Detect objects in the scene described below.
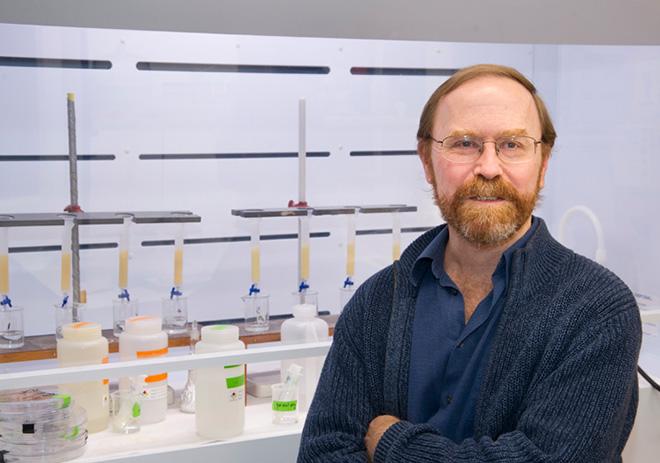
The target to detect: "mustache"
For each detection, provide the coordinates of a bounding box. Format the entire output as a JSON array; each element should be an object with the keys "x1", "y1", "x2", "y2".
[{"x1": 453, "y1": 177, "x2": 519, "y2": 201}]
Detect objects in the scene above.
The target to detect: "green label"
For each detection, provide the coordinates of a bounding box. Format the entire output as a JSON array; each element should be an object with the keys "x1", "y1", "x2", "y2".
[
  {"x1": 226, "y1": 374, "x2": 245, "y2": 389},
  {"x1": 211, "y1": 325, "x2": 229, "y2": 330},
  {"x1": 272, "y1": 400, "x2": 297, "y2": 412},
  {"x1": 62, "y1": 425, "x2": 79, "y2": 440},
  {"x1": 53, "y1": 394, "x2": 71, "y2": 409},
  {"x1": 132, "y1": 402, "x2": 141, "y2": 418},
  {"x1": 224, "y1": 364, "x2": 240, "y2": 369}
]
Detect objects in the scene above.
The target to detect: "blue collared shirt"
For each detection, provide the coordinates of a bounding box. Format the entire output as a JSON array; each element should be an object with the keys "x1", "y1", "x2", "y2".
[{"x1": 407, "y1": 218, "x2": 538, "y2": 442}]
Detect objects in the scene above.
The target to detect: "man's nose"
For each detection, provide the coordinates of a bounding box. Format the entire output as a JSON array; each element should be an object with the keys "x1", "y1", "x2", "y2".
[{"x1": 472, "y1": 141, "x2": 503, "y2": 179}]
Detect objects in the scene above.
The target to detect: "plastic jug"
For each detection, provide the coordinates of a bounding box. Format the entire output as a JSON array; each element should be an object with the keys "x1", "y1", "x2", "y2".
[
  {"x1": 195, "y1": 324, "x2": 246, "y2": 439},
  {"x1": 57, "y1": 321, "x2": 110, "y2": 433},
  {"x1": 119, "y1": 315, "x2": 168, "y2": 425}
]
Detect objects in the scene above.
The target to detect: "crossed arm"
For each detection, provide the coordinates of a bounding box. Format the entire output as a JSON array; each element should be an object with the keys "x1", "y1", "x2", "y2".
[{"x1": 298, "y1": 306, "x2": 640, "y2": 463}]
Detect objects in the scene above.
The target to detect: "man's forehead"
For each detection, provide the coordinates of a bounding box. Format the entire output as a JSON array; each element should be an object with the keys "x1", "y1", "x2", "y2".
[{"x1": 434, "y1": 76, "x2": 540, "y2": 130}]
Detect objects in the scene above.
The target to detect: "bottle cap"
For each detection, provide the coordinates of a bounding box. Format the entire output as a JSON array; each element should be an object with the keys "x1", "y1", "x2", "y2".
[
  {"x1": 200, "y1": 324, "x2": 239, "y2": 345},
  {"x1": 125, "y1": 315, "x2": 162, "y2": 335},
  {"x1": 62, "y1": 321, "x2": 102, "y2": 341}
]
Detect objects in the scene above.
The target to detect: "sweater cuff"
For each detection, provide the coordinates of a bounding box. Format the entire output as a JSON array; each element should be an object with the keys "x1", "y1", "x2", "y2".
[
  {"x1": 373, "y1": 420, "x2": 408, "y2": 462},
  {"x1": 373, "y1": 420, "x2": 440, "y2": 462}
]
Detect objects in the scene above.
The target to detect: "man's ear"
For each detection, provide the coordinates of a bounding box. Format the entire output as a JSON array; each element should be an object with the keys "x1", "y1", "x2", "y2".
[{"x1": 418, "y1": 140, "x2": 434, "y2": 184}]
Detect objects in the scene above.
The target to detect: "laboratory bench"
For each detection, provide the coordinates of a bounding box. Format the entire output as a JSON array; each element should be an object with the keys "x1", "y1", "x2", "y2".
[{"x1": 0, "y1": 314, "x2": 338, "y2": 363}]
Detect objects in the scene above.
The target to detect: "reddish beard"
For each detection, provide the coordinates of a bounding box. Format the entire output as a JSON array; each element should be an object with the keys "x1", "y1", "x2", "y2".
[{"x1": 434, "y1": 175, "x2": 542, "y2": 247}]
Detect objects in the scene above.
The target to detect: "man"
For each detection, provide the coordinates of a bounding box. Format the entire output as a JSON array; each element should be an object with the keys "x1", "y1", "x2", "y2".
[{"x1": 298, "y1": 64, "x2": 641, "y2": 462}]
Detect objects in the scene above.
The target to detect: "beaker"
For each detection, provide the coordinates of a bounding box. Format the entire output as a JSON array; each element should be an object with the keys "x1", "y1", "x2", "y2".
[
  {"x1": 0, "y1": 305, "x2": 23, "y2": 349},
  {"x1": 113, "y1": 299, "x2": 138, "y2": 336},
  {"x1": 242, "y1": 294, "x2": 270, "y2": 332},
  {"x1": 271, "y1": 382, "x2": 298, "y2": 425},
  {"x1": 162, "y1": 296, "x2": 188, "y2": 334},
  {"x1": 291, "y1": 290, "x2": 319, "y2": 315},
  {"x1": 339, "y1": 286, "x2": 356, "y2": 313},
  {"x1": 110, "y1": 389, "x2": 141, "y2": 434}
]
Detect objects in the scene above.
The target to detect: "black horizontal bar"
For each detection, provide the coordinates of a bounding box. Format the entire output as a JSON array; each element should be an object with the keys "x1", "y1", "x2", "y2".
[
  {"x1": 350, "y1": 150, "x2": 417, "y2": 157},
  {"x1": 141, "y1": 232, "x2": 331, "y2": 247},
  {"x1": 0, "y1": 56, "x2": 111, "y2": 70},
  {"x1": 139, "y1": 152, "x2": 330, "y2": 160},
  {"x1": 0, "y1": 155, "x2": 115, "y2": 162},
  {"x1": 356, "y1": 226, "x2": 433, "y2": 236},
  {"x1": 9, "y1": 243, "x2": 117, "y2": 254},
  {"x1": 137, "y1": 62, "x2": 330, "y2": 75},
  {"x1": 350, "y1": 67, "x2": 457, "y2": 76}
]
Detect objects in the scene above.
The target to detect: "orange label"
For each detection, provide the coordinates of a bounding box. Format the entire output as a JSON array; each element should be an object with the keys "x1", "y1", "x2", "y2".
[
  {"x1": 102, "y1": 357, "x2": 109, "y2": 385},
  {"x1": 136, "y1": 347, "x2": 168, "y2": 359},
  {"x1": 130, "y1": 315, "x2": 155, "y2": 322},
  {"x1": 71, "y1": 322, "x2": 93, "y2": 329},
  {"x1": 145, "y1": 373, "x2": 168, "y2": 383}
]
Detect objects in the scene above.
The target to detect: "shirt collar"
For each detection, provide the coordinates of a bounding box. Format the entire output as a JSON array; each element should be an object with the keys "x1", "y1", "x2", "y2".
[{"x1": 411, "y1": 216, "x2": 539, "y2": 288}]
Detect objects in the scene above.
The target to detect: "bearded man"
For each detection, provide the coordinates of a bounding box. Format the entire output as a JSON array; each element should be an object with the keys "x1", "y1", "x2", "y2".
[{"x1": 297, "y1": 64, "x2": 641, "y2": 463}]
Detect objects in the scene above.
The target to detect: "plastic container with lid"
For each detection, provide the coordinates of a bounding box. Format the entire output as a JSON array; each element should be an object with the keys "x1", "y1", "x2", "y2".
[
  {"x1": 56, "y1": 322, "x2": 109, "y2": 433},
  {"x1": 280, "y1": 303, "x2": 329, "y2": 412},
  {"x1": 119, "y1": 315, "x2": 168, "y2": 425},
  {"x1": 194, "y1": 324, "x2": 245, "y2": 439}
]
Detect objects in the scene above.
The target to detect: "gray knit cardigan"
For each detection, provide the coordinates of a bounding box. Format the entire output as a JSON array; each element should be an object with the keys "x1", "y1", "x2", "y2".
[{"x1": 298, "y1": 218, "x2": 641, "y2": 462}]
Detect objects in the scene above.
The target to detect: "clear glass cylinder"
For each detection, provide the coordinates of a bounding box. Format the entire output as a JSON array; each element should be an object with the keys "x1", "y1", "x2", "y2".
[
  {"x1": 0, "y1": 305, "x2": 23, "y2": 349},
  {"x1": 271, "y1": 382, "x2": 298, "y2": 425},
  {"x1": 291, "y1": 290, "x2": 319, "y2": 314},
  {"x1": 110, "y1": 389, "x2": 141, "y2": 434},
  {"x1": 162, "y1": 296, "x2": 188, "y2": 334},
  {"x1": 242, "y1": 294, "x2": 270, "y2": 332},
  {"x1": 113, "y1": 299, "x2": 138, "y2": 336}
]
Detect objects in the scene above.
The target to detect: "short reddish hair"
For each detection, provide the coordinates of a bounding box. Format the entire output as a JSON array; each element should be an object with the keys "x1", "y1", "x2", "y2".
[{"x1": 417, "y1": 64, "x2": 557, "y2": 161}]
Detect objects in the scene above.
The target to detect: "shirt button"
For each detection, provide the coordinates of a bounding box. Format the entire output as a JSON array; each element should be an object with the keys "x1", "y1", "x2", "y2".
[
  {"x1": 448, "y1": 288, "x2": 458, "y2": 296},
  {"x1": 457, "y1": 342, "x2": 464, "y2": 348},
  {"x1": 446, "y1": 395, "x2": 453, "y2": 405}
]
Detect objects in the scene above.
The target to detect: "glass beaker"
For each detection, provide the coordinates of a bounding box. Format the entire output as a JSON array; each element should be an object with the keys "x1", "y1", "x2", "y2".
[
  {"x1": 55, "y1": 302, "x2": 88, "y2": 339},
  {"x1": 54, "y1": 303, "x2": 73, "y2": 339},
  {"x1": 0, "y1": 305, "x2": 23, "y2": 349},
  {"x1": 271, "y1": 382, "x2": 299, "y2": 425},
  {"x1": 113, "y1": 298, "x2": 138, "y2": 336},
  {"x1": 162, "y1": 296, "x2": 188, "y2": 334},
  {"x1": 339, "y1": 287, "x2": 356, "y2": 313},
  {"x1": 242, "y1": 293, "x2": 270, "y2": 332},
  {"x1": 291, "y1": 290, "x2": 319, "y2": 315},
  {"x1": 110, "y1": 389, "x2": 141, "y2": 434}
]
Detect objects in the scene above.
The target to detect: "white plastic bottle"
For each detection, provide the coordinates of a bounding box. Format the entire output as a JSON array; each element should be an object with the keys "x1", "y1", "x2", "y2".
[
  {"x1": 56, "y1": 321, "x2": 110, "y2": 433},
  {"x1": 280, "y1": 304, "x2": 329, "y2": 412},
  {"x1": 119, "y1": 315, "x2": 168, "y2": 425},
  {"x1": 195, "y1": 324, "x2": 246, "y2": 439}
]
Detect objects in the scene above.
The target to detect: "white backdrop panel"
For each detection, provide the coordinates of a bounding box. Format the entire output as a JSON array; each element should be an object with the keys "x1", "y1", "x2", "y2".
[{"x1": 1, "y1": 23, "x2": 536, "y2": 335}]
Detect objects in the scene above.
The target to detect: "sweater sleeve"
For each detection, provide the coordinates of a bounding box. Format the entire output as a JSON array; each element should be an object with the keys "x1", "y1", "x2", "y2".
[
  {"x1": 297, "y1": 278, "x2": 381, "y2": 463},
  {"x1": 373, "y1": 307, "x2": 641, "y2": 463}
]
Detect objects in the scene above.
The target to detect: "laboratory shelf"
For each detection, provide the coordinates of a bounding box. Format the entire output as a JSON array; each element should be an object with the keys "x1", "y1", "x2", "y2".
[
  {"x1": 0, "y1": 342, "x2": 329, "y2": 462},
  {"x1": 0, "y1": 314, "x2": 338, "y2": 363},
  {"x1": 231, "y1": 203, "x2": 417, "y2": 218},
  {"x1": 0, "y1": 211, "x2": 201, "y2": 227},
  {"x1": 0, "y1": 340, "x2": 333, "y2": 391},
  {"x1": 79, "y1": 400, "x2": 305, "y2": 462}
]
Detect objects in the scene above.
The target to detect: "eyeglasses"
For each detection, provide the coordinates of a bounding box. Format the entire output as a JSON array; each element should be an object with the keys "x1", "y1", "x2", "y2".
[{"x1": 428, "y1": 134, "x2": 543, "y2": 164}]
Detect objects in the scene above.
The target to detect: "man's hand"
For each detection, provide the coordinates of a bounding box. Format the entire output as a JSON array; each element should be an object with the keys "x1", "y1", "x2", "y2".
[{"x1": 365, "y1": 415, "x2": 400, "y2": 462}]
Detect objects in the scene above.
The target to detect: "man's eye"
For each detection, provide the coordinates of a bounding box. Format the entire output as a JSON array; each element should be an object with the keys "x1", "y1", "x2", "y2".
[
  {"x1": 452, "y1": 139, "x2": 477, "y2": 150},
  {"x1": 501, "y1": 140, "x2": 521, "y2": 150}
]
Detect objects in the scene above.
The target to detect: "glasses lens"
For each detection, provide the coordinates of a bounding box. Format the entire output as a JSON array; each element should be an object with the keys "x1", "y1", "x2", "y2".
[
  {"x1": 496, "y1": 136, "x2": 536, "y2": 163},
  {"x1": 438, "y1": 136, "x2": 481, "y2": 163}
]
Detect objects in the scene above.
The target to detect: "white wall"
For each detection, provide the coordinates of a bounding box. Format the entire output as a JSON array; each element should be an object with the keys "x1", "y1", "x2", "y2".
[
  {"x1": 2, "y1": 24, "x2": 659, "y2": 336},
  {"x1": 0, "y1": 24, "x2": 536, "y2": 335}
]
